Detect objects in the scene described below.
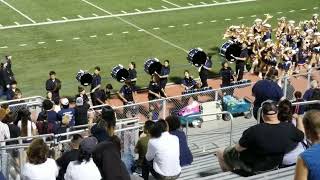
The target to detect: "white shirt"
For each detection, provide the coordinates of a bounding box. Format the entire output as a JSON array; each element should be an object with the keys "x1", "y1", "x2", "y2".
[
  {"x1": 18, "y1": 120, "x2": 36, "y2": 139},
  {"x1": 21, "y1": 158, "x2": 58, "y2": 180},
  {"x1": 146, "y1": 132, "x2": 181, "y2": 176},
  {"x1": 64, "y1": 158, "x2": 102, "y2": 180},
  {"x1": 0, "y1": 121, "x2": 10, "y2": 146}
]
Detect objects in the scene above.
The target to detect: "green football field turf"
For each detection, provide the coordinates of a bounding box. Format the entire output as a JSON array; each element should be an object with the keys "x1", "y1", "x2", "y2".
[{"x1": 0, "y1": 0, "x2": 319, "y2": 97}]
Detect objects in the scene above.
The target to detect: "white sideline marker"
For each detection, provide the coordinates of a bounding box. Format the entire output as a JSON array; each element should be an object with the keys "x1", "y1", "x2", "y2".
[
  {"x1": 47, "y1": 18, "x2": 52, "y2": 22},
  {"x1": 161, "y1": 0, "x2": 181, "y2": 7},
  {"x1": 300, "y1": 8, "x2": 307, "y2": 11},
  {"x1": 225, "y1": 18, "x2": 231, "y2": 21},
  {"x1": 56, "y1": 39, "x2": 63, "y2": 42},
  {"x1": 92, "y1": 13, "x2": 98, "y2": 17},
  {"x1": 78, "y1": 15, "x2": 84, "y2": 18},
  {"x1": 90, "y1": 35, "x2": 97, "y2": 37},
  {"x1": 250, "y1": 15, "x2": 256, "y2": 17},
  {"x1": 1, "y1": 0, "x2": 36, "y2": 23},
  {"x1": 14, "y1": 22, "x2": 20, "y2": 25},
  {"x1": 138, "y1": 29, "x2": 145, "y2": 32},
  {"x1": 197, "y1": 21, "x2": 203, "y2": 24},
  {"x1": 153, "y1": 27, "x2": 160, "y2": 30},
  {"x1": 200, "y1": 2, "x2": 207, "y2": 5},
  {"x1": 277, "y1": 11, "x2": 283, "y2": 14},
  {"x1": 38, "y1": 42, "x2": 46, "y2": 44},
  {"x1": 210, "y1": 20, "x2": 217, "y2": 22},
  {"x1": 161, "y1": 6, "x2": 168, "y2": 9},
  {"x1": 0, "y1": 24, "x2": 2, "y2": 27},
  {"x1": 183, "y1": 23, "x2": 189, "y2": 26},
  {"x1": 314, "y1": 7, "x2": 319, "y2": 10},
  {"x1": 213, "y1": 1, "x2": 218, "y2": 3},
  {"x1": 289, "y1": 10, "x2": 295, "y2": 12},
  {"x1": 0, "y1": 46, "x2": 8, "y2": 49},
  {"x1": 148, "y1": 7, "x2": 155, "y2": 11},
  {"x1": 106, "y1": 33, "x2": 113, "y2": 36},
  {"x1": 19, "y1": 44, "x2": 27, "y2": 47},
  {"x1": 73, "y1": 37, "x2": 80, "y2": 40},
  {"x1": 188, "y1": 3, "x2": 194, "y2": 6},
  {"x1": 237, "y1": 16, "x2": 244, "y2": 19},
  {"x1": 122, "y1": 31, "x2": 129, "y2": 34},
  {"x1": 168, "y1": 25, "x2": 175, "y2": 28},
  {"x1": 121, "y1": 10, "x2": 127, "y2": 14},
  {"x1": 135, "y1": 9, "x2": 141, "y2": 12},
  {"x1": 62, "y1": 17, "x2": 68, "y2": 20}
]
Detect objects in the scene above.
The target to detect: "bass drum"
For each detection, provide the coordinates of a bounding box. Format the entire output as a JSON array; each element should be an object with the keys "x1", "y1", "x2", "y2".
[
  {"x1": 187, "y1": 48, "x2": 207, "y2": 67},
  {"x1": 111, "y1": 65, "x2": 129, "y2": 82},
  {"x1": 76, "y1": 70, "x2": 93, "y2": 86},
  {"x1": 144, "y1": 58, "x2": 162, "y2": 75},
  {"x1": 219, "y1": 40, "x2": 241, "y2": 61}
]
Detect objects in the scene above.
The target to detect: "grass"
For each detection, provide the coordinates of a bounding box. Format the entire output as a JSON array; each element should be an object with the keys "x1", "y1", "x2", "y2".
[{"x1": 0, "y1": 0, "x2": 319, "y2": 97}]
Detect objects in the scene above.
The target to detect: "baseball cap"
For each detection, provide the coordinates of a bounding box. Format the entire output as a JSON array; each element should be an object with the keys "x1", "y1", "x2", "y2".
[
  {"x1": 76, "y1": 97, "x2": 84, "y2": 106},
  {"x1": 80, "y1": 137, "x2": 98, "y2": 153},
  {"x1": 61, "y1": 98, "x2": 69, "y2": 106},
  {"x1": 262, "y1": 101, "x2": 278, "y2": 115}
]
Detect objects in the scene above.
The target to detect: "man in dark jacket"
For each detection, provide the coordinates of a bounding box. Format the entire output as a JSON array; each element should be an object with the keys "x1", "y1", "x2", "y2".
[
  {"x1": 74, "y1": 97, "x2": 90, "y2": 126},
  {"x1": 92, "y1": 106, "x2": 130, "y2": 180},
  {"x1": 45, "y1": 71, "x2": 61, "y2": 104}
]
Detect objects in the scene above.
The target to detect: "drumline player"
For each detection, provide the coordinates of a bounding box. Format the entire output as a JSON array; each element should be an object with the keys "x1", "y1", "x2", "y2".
[
  {"x1": 128, "y1": 62, "x2": 137, "y2": 86},
  {"x1": 118, "y1": 80, "x2": 137, "y2": 117},
  {"x1": 157, "y1": 60, "x2": 170, "y2": 93},
  {"x1": 148, "y1": 74, "x2": 167, "y2": 121},
  {"x1": 91, "y1": 66, "x2": 102, "y2": 106},
  {"x1": 231, "y1": 42, "x2": 249, "y2": 81},
  {"x1": 199, "y1": 56, "x2": 212, "y2": 88}
]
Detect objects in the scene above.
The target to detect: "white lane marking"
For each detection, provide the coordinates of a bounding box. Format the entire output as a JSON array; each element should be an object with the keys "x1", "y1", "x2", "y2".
[
  {"x1": 237, "y1": 16, "x2": 244, "y2": 19},
  {"x1": 135, "y1": 9, "x2": 141, "y2": 12},
  {"x1": 148, "y1": 7, "x2": 155, "y2": 11},
  {"x1": 213, "y1": 0, "x2": 218, "y2": 3},
  {"x1": 78, "y1": 15, "x2": 84, "y2": 18},
  {"x1": 90, "y1": 35, "x2": 97, "y2": 37},
  {"x1": 153, "y1": 27, "x2": 160, "y2": 30},
  {"x1": 161, "y1": 6, "x2": 168, "y2": 9},
  {"x1": 210, "y1": 20, "x2": 217, "y2": 22},
  {"x1": 122, "y1": 31, "x2": 129, "y2": 34},
  {"x1": 0, "y1": 46, "x2": 8, "y2": 49},
  {"x1": 0, "y1": 0, "x2": 36, "y2": 23},
  {"x1": 138, "y1": 29, "x2": 145, "y2": 32},
  {"x1": 47, "y1": 18, "x2": 52, "y2": 22},
  {"x1": 106, "y1": 33, "x2": 113, "y2": 35},
  {"x1": 183, "y1": 23, "x2": 189, "y2": 26},
  {"x1": 92, "y1": 13, "x2": 98, "y2": 17},
  {"x1": 188, "y1": 3, "x2": 194, "y2": 6},
  {"x1": 80, "y1": 0, "x2": 188, "y2": 52},
  {"x1": 277, "y1": 11, "x2": 283, "y2": 14},
  {"x1": 300, "y1": 8, "x2": 307, "y2": 11},
  {"x1": 56, "y1": 39, "x2": 63, "y2": 42},
  {"x1": 200, "y1": 2, "x2": 207, "y2": 5},
  {"x1": 121, "y1": 10, "x2": 128, "y2": 14},
  {"x1": 289, "y1": 10, "x2": 295, "y2": 12},
  {"x1": 314, "y1": 7, "x2": 318, "y2": 9},
  {"x1": 19, "y1": 44, "x2": 27, "y2": 46},
  {"x1": 161, "y1": 0, "x2": 181, "y2": 7},
  {"x1": 73, "y1": 37, "x2": 80, "y2": 40},
  {"x1": 38, "y1": 41, "x2": 46, "y2": 44},
  {"x1": 0, "y1": 0, "x2": 257, "y2": 30},
  {"x1": 14, "y1": 22, "x2": 20, "y2": 25},
  {"x1": 225, "y1": 18, "x2": 231, "y2": 21},
  {"x1": 168, "y1": 25, "x2": 175, "y2": 28},
  {"x1": 0, "y1": 24, "x2": 2, "y2": 27},
  {"x1": 250, "y1": 15, "x2": 256, "y2": 17},
  {"x1": 197, "y1": 21, "x2": 203, "y2": 24}
]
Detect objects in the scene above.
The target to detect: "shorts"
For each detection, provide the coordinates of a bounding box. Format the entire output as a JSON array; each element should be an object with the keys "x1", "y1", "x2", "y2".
[{"x1": 223, "y1": 146, "x2": 252, "y2": 172}]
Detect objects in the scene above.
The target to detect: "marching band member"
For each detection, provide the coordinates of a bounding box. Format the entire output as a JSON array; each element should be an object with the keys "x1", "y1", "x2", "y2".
[
  {"x1": 199, "y1": 56, "x2": 212, "y2": 88},
  {"x1": 231, "y1": 43, "x2": 249, "y2": 81},
  {"x1": 128, "y1": 62, "x2": 137, "y2": 86},
  {"x1": 181, "y1": 70, "x2": 198, "y2": 91}
]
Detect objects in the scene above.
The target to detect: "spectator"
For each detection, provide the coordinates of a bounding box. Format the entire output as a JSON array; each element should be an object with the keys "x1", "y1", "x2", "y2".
[
  {"x1": 165, "y1": 115, "x2": 193, "y2": 167},
  {"x1": 56, "y1": 134, "x2": 83, "y2": 180},
  {"x1": 21, "y1": 138, "x2": 58, "y2": 180},
  {"x1": 2, "y1": 55, "x2": 15, "y2": 91},
  {"x1": 292, "y1": 91, "x2": 305, "y2": 115},
  {"x1": 76, "y1": 86, "x2": 89, "y2": 105},
  {"x1": 278, "y1": 100, "x2": 306, "y2": 167},
  {"x1": 68, "y1": 96, "x2": 76, "y2": 109},
  {"x1": 55, "y1": 115, "x2": 70, "y2": 141},
  {"x1": 135, "y1": 120, "x2": 154, "y2": 179},
  {"x1": 45, "y1": 71, "x2": 62, "y2": 104},
  {"x1": 146, "y1": 120, "x2": 181, "y2": 180},
  {"x1": 252, "y1": 68, "x2": 283, "y2": 121},
  {"x1": 217, "y1": 101, "x2": 304, "y2": 175},
  {"x1": 92, "y1": 106, "x2": 130, "y2": 180},
  {"x1": 128, "y1": 62, "x2": 137, "y2": 87},
  {"x1": 2, "y1": 111, "x2": 19, "y2": 145},
  {"x1": 58, "y1": 98, "x2": 75, "y2": 127},
  {"x1": 17, "y1": 109, "x2": 37, "y2": 142},
  {"x1": 303, "y1": 80, "x2": 318, "y2": 101},
  {"x1": 6, "y1": 80, "x2": 18, "y2": 100},
  {"x1": 65, "y1": 137, "x2": 101, "y2": 180},
  {"x1": 74, "y1": 97, "x2": 90, "y2": 126},
  {"x1": 46, "y1": 91, "x2": 60, "y2": 112},
  {"x1": 37, "y1": 99, "x2": 58, "y2": 134},
  {"x1": 0, "y1": 108, "x2": 10, "y2": 146},
  {"x1": 295, "y1": 110, "x2": 320, "y2": 180},
  {"x1": 105, "y1": 84, "x2": 114, "y2": 104}
]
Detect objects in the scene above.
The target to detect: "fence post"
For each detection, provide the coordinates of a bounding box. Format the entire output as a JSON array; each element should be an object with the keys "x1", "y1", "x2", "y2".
[
  {"x1": 307, "y1": 68, "x2": 312, "y2": 89},
  {"x1": 162, "y1": 99, "x2": 166, "y2": 119},
  {"x1": 18, "y1": 139, "x2": 23, "y2": 169},
  {"x1": 283, "y1": 75, "x2": 288, "y2": 99}
]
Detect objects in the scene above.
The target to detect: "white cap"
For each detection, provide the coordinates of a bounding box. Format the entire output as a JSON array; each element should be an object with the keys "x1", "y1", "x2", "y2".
[
  {"x1": 264, "y1": 39, "x2": 272, "y2": 43},
  {"x1": 247, "y1": 34, "x2": 254, "y2": 37},
  {"x1": 284, "y1": 47, "x2": 292, "y2": 52},
  {"x1": 254, "y1": 18, "x2": 262, "y2": 22},
  {"x1": 264, "y1": 24, "x2": 271, "y2": 28},
  {"x1": 295, "y1": 27, "x2": 301, "y2": 30},
  {"x1": 313, "y1": 13, "x2": 319, "y2": 17},
  {"x1": 255, "y1": 35, "x2": 261, "y2": 39},
  {"x1": 288, "y1": 20, "x2": 295, "y2": 24},
  {"x1": 61, "y1": 98, "x2": 69, "y2": 106},
  {"x1": 278, "y1": 17, "x2": 286, "y2": 20},
  {"x1": 315, "y1": 32, "x2": 320, "y2": 36},
  {"x1": 306, "y1": 29, "x2": 314, "y2": 33}
]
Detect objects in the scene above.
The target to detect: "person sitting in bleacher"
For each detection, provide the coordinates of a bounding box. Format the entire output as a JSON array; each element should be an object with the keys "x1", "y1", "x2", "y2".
[
  {"x1": 278, "y1": 100, "x2": 307, "y2": 167},
  {"x1": 58, "y1": 98, "x2": 75, "y2": 127},
  {"x1": 165, "y1": 115, "x2": 193, "y2": 167},
  {"x1": 295, "y1": 110, "x2": 320, "y2": 180},
  {"x1": 145, "y1": 120, "x2": 181, "y2": 180},
  {"x1": 217, "y1": 101, "x2": 304, "y2": 176},
  {"x1": 303, "y1": 80, "x2": 318, "y2": 101}
]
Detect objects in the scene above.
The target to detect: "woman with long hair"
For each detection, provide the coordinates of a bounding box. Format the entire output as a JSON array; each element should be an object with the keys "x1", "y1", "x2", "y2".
[{"x1": 17, "y1": 108, "x2": 37, "y2": 142}]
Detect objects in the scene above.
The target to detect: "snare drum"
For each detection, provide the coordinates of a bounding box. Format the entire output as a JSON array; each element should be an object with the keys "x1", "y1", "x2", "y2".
[
  {"x1": 187, "y1": 48, "x2": 207, "y2": 67},
  {"x1": 111, "y1": 65, "x2": 129, "y2": 82},
  {"x1": 144, "y1": 58, "x2": 162, "y2": 75},
  {"x1": 76, "y1": 70, "x2": 93, "y2": 86},
  {"x1": 220, "y1": 40, "x2": 242, "y2": 61}
]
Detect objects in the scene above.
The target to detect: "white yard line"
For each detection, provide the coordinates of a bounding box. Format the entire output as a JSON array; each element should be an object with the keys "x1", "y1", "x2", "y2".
[
  {"x1": 92, "y1": 13, "x2": 98, "y2": 17},
  {"x1": 90, "y1": 35, "x2": 97, "y2": 37},
  {"x1": 47, "y1": 18, "x2": 52, "y2": 22},
  {"x1": 0, "y1": 0, "x2": 256, "y2": 30},
  {"x1": 78, "y1": 15, "x2": 84, "y2": 18},
  {"x1": 148, "y1": 7, "x2": 155, "y2": 11},
  {"x1": 161, "y1": 0, "x2": 181, "y2": 7},
  {"x1": 56, "y1": 39, "x2": 63, "y2": 42},
  {"x1": 161, "y1": 6, "x2": 168, "y2": 9},
  {"x1": 121, "y1": 10, "x2": 128, "y2": 14},
  {"x1": 0, "y1": 46, "x2": 8, "y2": 49},
  {"x1": 14, "y1": 22, "x2": 20, "y2": 25},
  {"x1": 80, "y1": 0, "x2": 188, "y2": 52},
  {"x1": 0, "y1": 0, "x2": 36, "y2": 23}
]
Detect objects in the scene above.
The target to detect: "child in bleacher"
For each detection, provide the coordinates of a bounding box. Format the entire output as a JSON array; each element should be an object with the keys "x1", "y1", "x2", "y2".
[
  {"x1": 292, "y1": 91, "x2": 305, "y2": 115},
  {"x1": 134, "y1": 120, "x2": 154, "y2": 180}
]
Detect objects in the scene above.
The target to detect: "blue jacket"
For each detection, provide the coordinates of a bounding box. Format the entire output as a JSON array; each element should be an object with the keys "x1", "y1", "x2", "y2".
[{"x1": 170, "y1": 129, "x2": 193, "y2": 166}]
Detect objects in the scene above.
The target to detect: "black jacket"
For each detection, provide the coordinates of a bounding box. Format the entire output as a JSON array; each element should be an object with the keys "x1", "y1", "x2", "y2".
[
  {"x1": 74, "y1": 104, "x2": 90, "y2": 126},
  {"x1": 92, "y1": 141, "x2": 130, "y2": 180}
]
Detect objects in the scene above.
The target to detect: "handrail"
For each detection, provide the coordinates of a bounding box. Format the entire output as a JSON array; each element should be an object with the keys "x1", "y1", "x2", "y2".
[
  {"x1": 0, "y1": 133, "x2": 54, "y2": 143},
  {"x1": 0, "y1": 96, "x2": 45, "y2": 105},
  {"x1": 256, "y1": 100, "x2": 320, "y2": 123},
  {"x1": 184, "y1": 111, "x2": 234, "y2": 146}
]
